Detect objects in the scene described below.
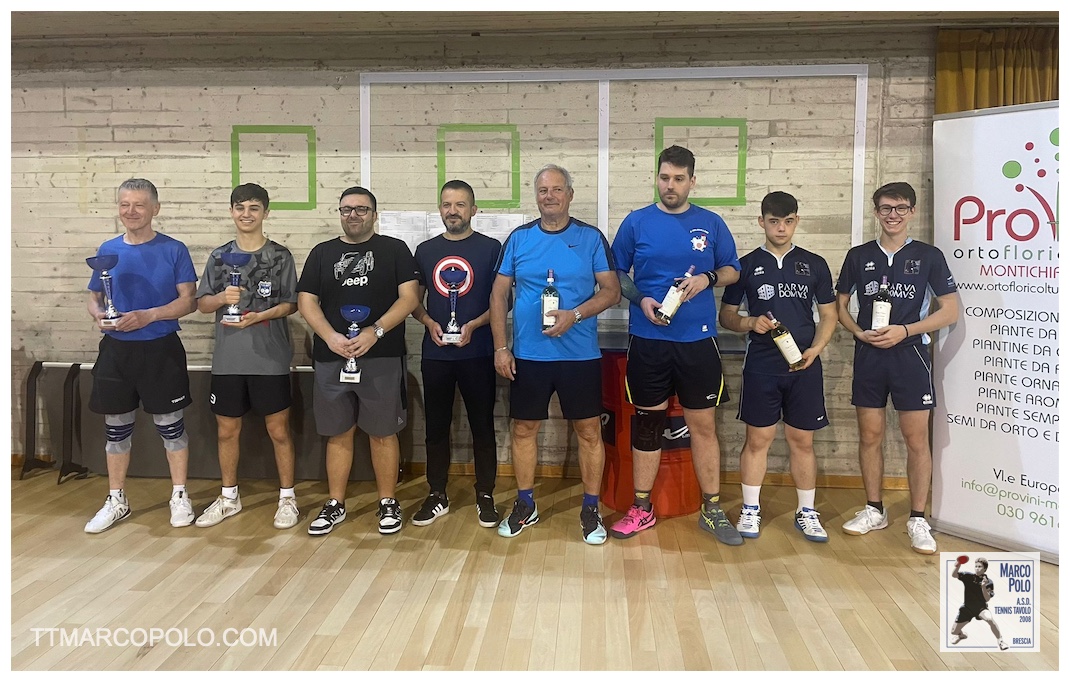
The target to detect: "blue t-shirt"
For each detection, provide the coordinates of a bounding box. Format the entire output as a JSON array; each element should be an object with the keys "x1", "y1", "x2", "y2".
[
  {"x1": 612, "y1": 203, "x2": 740, "y2": 342},
  {"x1": 495, "y1": 218, "x2": 613, "y2": 361},
  {"x1": 722, "y1": 245, "x2": 835, "y2": 375},
  {"x1": 836, "y1": 239, "x2": 958, "y2": 347},
  {"x1": 414, "y1": 231, "x2": 502, "y2": 361},
  {"x1": 87, "y1": 232, "x2": 198, "y2": 341}
]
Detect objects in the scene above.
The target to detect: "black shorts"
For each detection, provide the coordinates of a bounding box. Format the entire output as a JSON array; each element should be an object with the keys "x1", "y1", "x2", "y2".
[
  {"x1": 737, "y1": 364, "x2": 829, "y2": 430},
  {"x1": 210, "y1": 374, "x2": 292, "y2": 418},
  {"x1": 89, "y1": 333, "x2": 192, "y2": 415},
  {"x1": 510, "y1": 358, "x2": 602, "y2": 421},
  {"x1": 956, "y1": 605, "x2": 986, "y2": 623},
  {"x1": 852, "y1": 342, "x2": 936, "y2": 411},
  {"x1": 625, "y1": 336, "x2": 729, "y2": 410}
]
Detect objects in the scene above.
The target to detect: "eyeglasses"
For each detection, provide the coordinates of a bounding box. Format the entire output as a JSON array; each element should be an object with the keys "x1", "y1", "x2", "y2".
[
  {"x1": 877, "y1": 205, "x2": 913, "y2": 216},
  {"x1": 339, "y1": 205, "x2": 373, "y2": 217}
]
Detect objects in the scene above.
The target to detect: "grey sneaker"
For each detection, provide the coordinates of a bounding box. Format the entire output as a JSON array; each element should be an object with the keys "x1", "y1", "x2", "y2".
[{"x1": 699, "y1": 503, "x2": 743, "y2": 546}]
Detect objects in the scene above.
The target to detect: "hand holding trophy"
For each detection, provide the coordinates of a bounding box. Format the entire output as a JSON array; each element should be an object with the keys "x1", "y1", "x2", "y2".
[
  {"x1": 220, "y1": 252, "x2": 253, "y2": 323},
  {"x1": 86, "y1": 254, "x2": 121, "y2": 328},
  {"x1": 339, "y1": 304, "x2": 371, "y2": 383},
  {"x1": 439, "y1": 267, "x2": 468, "y2": 345}
]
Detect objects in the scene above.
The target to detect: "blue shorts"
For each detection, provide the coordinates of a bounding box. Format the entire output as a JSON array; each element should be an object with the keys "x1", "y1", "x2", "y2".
[
  {"x1": 852, "y1": 342, "x2": 936, "y2": 411},
  {"x1": 737, "y1": 362, "x2": 828, "y2": 430}
]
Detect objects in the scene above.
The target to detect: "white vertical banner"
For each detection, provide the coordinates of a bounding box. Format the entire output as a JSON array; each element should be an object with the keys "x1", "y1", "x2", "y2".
[{"x1": 932, "y1": 102, "x2": 1059, "y2": 562}]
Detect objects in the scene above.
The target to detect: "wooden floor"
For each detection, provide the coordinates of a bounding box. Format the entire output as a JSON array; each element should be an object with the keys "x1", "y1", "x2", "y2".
[{"x1": 10, "y1": 469, "x2": 1060, "y2": 671}]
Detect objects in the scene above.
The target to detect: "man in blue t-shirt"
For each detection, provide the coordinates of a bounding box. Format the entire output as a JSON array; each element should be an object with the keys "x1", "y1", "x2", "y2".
[
  {"x1": 411, "y1": 180, "x2": 502, "y2": 529},
  {"x1": 719, "y1": 191, "x2": 838, "y2": 543},
  {"x1": 836, "y1": 182, "x2": 959, "y2": 555},
  {"x1": 609, "y1": 145, "x2": 742, "y2": 545},
  {"x1": 490, "y1": 164, "x2": 621, "y2": 545},
  {"x1": 84, "y1": 178, "x2": 199, "y2": 534}
]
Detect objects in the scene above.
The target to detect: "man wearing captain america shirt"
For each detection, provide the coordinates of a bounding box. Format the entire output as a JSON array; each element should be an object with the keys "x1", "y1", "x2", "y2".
[
  {"x1": 719, "y1": 191, "x2": 837, "y2": 544},
  {"x1": 609, "y1": 145, "x2": 742, "y2": 546},
  {"x1": 836, "y1": 181, "x2": 959, "y2": 555}
]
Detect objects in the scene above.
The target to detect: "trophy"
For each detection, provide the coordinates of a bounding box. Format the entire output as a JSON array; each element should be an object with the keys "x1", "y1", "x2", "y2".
[
  {"x1": 439, "y1": 267, "x2": 468, "y2": 344},
  {"x1": 220, "y1": 252, "x2": 252, "y2": 323},
  {"x1": 86, "y1": 254, "x2": 121, "y2": 328},
  {"x1": 339, "y1": 304, "x2": 371, "y2": 383}
]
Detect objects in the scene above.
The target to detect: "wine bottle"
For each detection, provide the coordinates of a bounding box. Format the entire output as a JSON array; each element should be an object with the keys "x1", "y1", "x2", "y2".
[
  {"x1": 541, "y1": 269, "x2": 559, "y2": 331},
  {"x1": 655, "y1": 265, "x2": 696, "y2": 324},
  {"x1": 765, "y1": 311, "x2": 806, "y2": 371},
  {"x1": 871, "y1": 275, "x2": 892, "y2": 330}
]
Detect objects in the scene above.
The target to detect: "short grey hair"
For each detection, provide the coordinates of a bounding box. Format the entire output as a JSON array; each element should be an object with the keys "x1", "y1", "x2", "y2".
[
  {"x1": 533, "y1": 164, "x2": 573, "y2": 191},
  {"x1": 118, "y1": 178, "x2": 159, "y2": 203}
]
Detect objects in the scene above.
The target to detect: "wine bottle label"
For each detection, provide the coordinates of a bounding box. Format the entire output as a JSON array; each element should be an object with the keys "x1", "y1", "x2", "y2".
[
  {"x1": 871, "y1": 301, "x2": 891, "y2": 329},
  {"x1": 542, "y1": 294, "x2": 559, "y2": 326},
  {"x1": 773, "y1": 332, "x2": 804, "y2": 365},
  {"x1": 659, "y1": 286, "x2": 683, "y2": 318}
]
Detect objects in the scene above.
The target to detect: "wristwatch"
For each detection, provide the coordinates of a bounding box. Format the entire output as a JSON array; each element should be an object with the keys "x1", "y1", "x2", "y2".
[
  {"x1": 373, "y1": 324, "x2": 385, "y2": 339},
  {"x1": 573, "y1": 308, "x2": 583, "y2": 323}
]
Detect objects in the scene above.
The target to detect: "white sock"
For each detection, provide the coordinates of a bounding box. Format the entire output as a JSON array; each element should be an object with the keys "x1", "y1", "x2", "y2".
[
  {"x1": 797, "y1": 488, "x2": 816, "y2": 511},
  {"x1": 741, "y1": 483, "x2": 762, "y2": 508},
  {"x1": 172, "y1": 484, "x2": 186, "y2": 497},
  {"x1": 222, "y1": 485, "x2": 238, "y2": 500},
  {"x1": 279, "y1": 487, "x2": 295, "y2": 500},
  {"x1": 110, "y1": 488, "x2": 126, "y2": 502}
]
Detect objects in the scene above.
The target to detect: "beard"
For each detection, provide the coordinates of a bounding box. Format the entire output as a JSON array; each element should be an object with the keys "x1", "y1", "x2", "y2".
[{"x1": 444, "y1": 218, "x2": 471, "y2": 235}]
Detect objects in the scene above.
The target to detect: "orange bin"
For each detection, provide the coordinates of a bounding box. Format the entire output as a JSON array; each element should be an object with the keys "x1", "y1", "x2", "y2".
[{"x1": 599, "y1": 351, "x2": 700, "y2": 517}]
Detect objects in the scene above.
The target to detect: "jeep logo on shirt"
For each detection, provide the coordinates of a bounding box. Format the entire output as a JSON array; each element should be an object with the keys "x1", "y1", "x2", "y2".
[{"x1": 342, "y1": 276, "x2": 369, "y2": 287}]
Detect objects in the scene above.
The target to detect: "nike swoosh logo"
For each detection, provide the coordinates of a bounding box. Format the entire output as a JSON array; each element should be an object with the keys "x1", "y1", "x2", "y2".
[{"x1": 568, "y1": 244, "x2": 578, "y2": 248}]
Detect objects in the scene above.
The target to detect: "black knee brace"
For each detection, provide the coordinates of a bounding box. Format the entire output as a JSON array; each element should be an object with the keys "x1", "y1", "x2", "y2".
[{"x1": 632, "y1": 409, "x2": 666, "y2": 452}]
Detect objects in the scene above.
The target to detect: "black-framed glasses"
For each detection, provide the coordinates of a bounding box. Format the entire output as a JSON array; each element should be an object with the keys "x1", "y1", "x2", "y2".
[
  {"x1": 339, "y1": 205, "x2": 373, "y2": 217},
  {"x1": 877, "y1": 205, "x2": 913, "y2": 216}
]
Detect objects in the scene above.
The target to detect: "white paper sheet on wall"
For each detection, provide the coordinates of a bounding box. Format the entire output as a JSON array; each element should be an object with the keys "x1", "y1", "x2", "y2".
[{"x1": 377, "y1": 211, "x2": 430, "y2": 255}]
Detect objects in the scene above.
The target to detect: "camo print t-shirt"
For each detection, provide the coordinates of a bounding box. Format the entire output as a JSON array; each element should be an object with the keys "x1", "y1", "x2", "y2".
[{"x1": 197, "y1": 239, "x2": 298, "y2": 375}]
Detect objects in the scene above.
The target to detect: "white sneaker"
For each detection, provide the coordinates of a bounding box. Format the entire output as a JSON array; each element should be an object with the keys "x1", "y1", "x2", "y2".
[
  {"x1": 794, "y1": 508, "x2": 829, "y2": 543},
  {"x1": 998, "y1": 638, "x2": 1008, "y2": 650},
  {"x1": 85, "y1": 494, "x2": 131, "y2": 534},
  {"x1": 169, "y1": 491, "x2": 195, "y2": 528},
  {"x1": 274, "y1": 497, "x2": 300, "y2": 529},
  {"x1": 195, "y1": 494, "x2": 242, "y2": 528},
  {"x1": 842, "y1": 504, "x2": 889, "y2": 535},
  {"x1": 951, "y1": 631, "x2": 967, "y2": 644},
  {"x1": 736, "y1": 505, "x2": 761, "y2": 538},
  {"x1": 906, "y1": 516, "x2": 937, "y2": 554}
]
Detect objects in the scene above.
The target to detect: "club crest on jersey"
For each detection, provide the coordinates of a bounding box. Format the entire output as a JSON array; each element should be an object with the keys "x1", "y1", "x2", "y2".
[
  {"x1": 691, "y1": 234, "x2": 708, "y2": 251},
  {"x1": 864, "y1": 280, "x2": 880, "y2": 296},
  {"x1": 257, "y1": 280, "x2": 272, "y2": 298},
  {"x1": 865, "y1": 261, "x2": 876, "y2": 271},
  {"x1": 922, "y1": 393, "x2": 933, "y2": 405},
  {"x1": 795, "y1": 261, "x2": 811, "y2": 276},
  {"x1": 904, "y1": 259, "x2": 921, "y2": 275},
  {"x1": 753, "y1": 266, "x2": 765, "y2": 276},
  {"x1": 757, "y1": 283, "x2": 775, "y2": 301}
]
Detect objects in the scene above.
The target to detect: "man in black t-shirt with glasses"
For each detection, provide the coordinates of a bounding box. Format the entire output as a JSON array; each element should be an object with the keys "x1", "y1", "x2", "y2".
[{"x1": 297, "y1": 186, "x2": 420, "y2": 536}]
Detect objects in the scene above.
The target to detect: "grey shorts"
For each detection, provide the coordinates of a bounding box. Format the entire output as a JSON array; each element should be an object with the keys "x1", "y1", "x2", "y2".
[{"x1": 313, "y1": 357, "x2": 408, "y2": 437}]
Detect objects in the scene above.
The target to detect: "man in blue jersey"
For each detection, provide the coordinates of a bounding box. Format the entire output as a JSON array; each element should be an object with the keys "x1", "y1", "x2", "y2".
[
  {"x1": 609, "y1": 146, "x2": 742, "y2": 545},
  {"x1": 490, "y1": 165, "x2": 621, "y2": 544},
  {"x1": 719, "y1": 191, "x2": 837, "y2": 542},
  {"x1": 84, "y1": 178, "x2": 199, "y2": 533},
  {"x1": 411, "y1": 180, "x2": 502, "y2": 529},
  {"x1": 836, "y1": 182, "x2": 959, "y2": 554}
]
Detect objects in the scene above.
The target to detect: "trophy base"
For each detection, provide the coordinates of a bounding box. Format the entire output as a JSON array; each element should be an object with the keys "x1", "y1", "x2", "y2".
[
  {"x1": 441, "y1": 333, "x2": 462, "y2": 344},
  {"x1": 221, "y1": 314, "x2": 243, "y2": 323},
  {"x1": 100, "y1": 318, "x2": 119, "y2": 328},
  {"x1": 339, "y1": 369, "x2": 361, "y2": 383}
]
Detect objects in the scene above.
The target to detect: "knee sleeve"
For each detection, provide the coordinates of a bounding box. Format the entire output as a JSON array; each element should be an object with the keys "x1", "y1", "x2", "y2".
[
  {"x1": 632, "y1": 409, "x2": 667, "y2": 452},
  {"x1": 153, "y1": 410, "x2": 189, "y2": 452},
  {"x1": 104, "y1": 411, "x2": 136, "y2": 455}
]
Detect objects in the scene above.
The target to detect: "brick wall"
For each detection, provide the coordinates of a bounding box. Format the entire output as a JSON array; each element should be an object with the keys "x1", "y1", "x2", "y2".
[{"x1": 10, "y1": 29, "x2": 938, "y2": 478}]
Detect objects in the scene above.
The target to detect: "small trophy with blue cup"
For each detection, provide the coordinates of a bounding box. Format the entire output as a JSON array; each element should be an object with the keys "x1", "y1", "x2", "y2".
[
  {"x1": 439, "y1": 267, "x2": 468, "y2": 344},
  {"x1": 220, "y1": 252, "x2": 252, "y2": 323},
  {"x1": 339, "y1": 304, "x2": 371, "y2": 383},
  {"x1": 86, "y1": 254, "x2": 121, "y2": 328}
]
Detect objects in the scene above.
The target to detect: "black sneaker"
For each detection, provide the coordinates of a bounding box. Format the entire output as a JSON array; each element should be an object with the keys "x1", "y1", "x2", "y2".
[
  {"x1": 377, "y1": 497, "x2": 403, "y2": 535},
  {"x1": 476, "y1": 492, "x2": 499, "y2": 528},
  {"x1": 580, "y1": 505, "x2": 607, "y2": 545},
  {"x1": 411, "y1": 492, "x2": 449, "y2": 527},
  {"x1": 308, "y1": 499, "x2": 346, "y2": 536},
  {"x1": 497, "y1": 499, "x2": 539, "y2": 538}
]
